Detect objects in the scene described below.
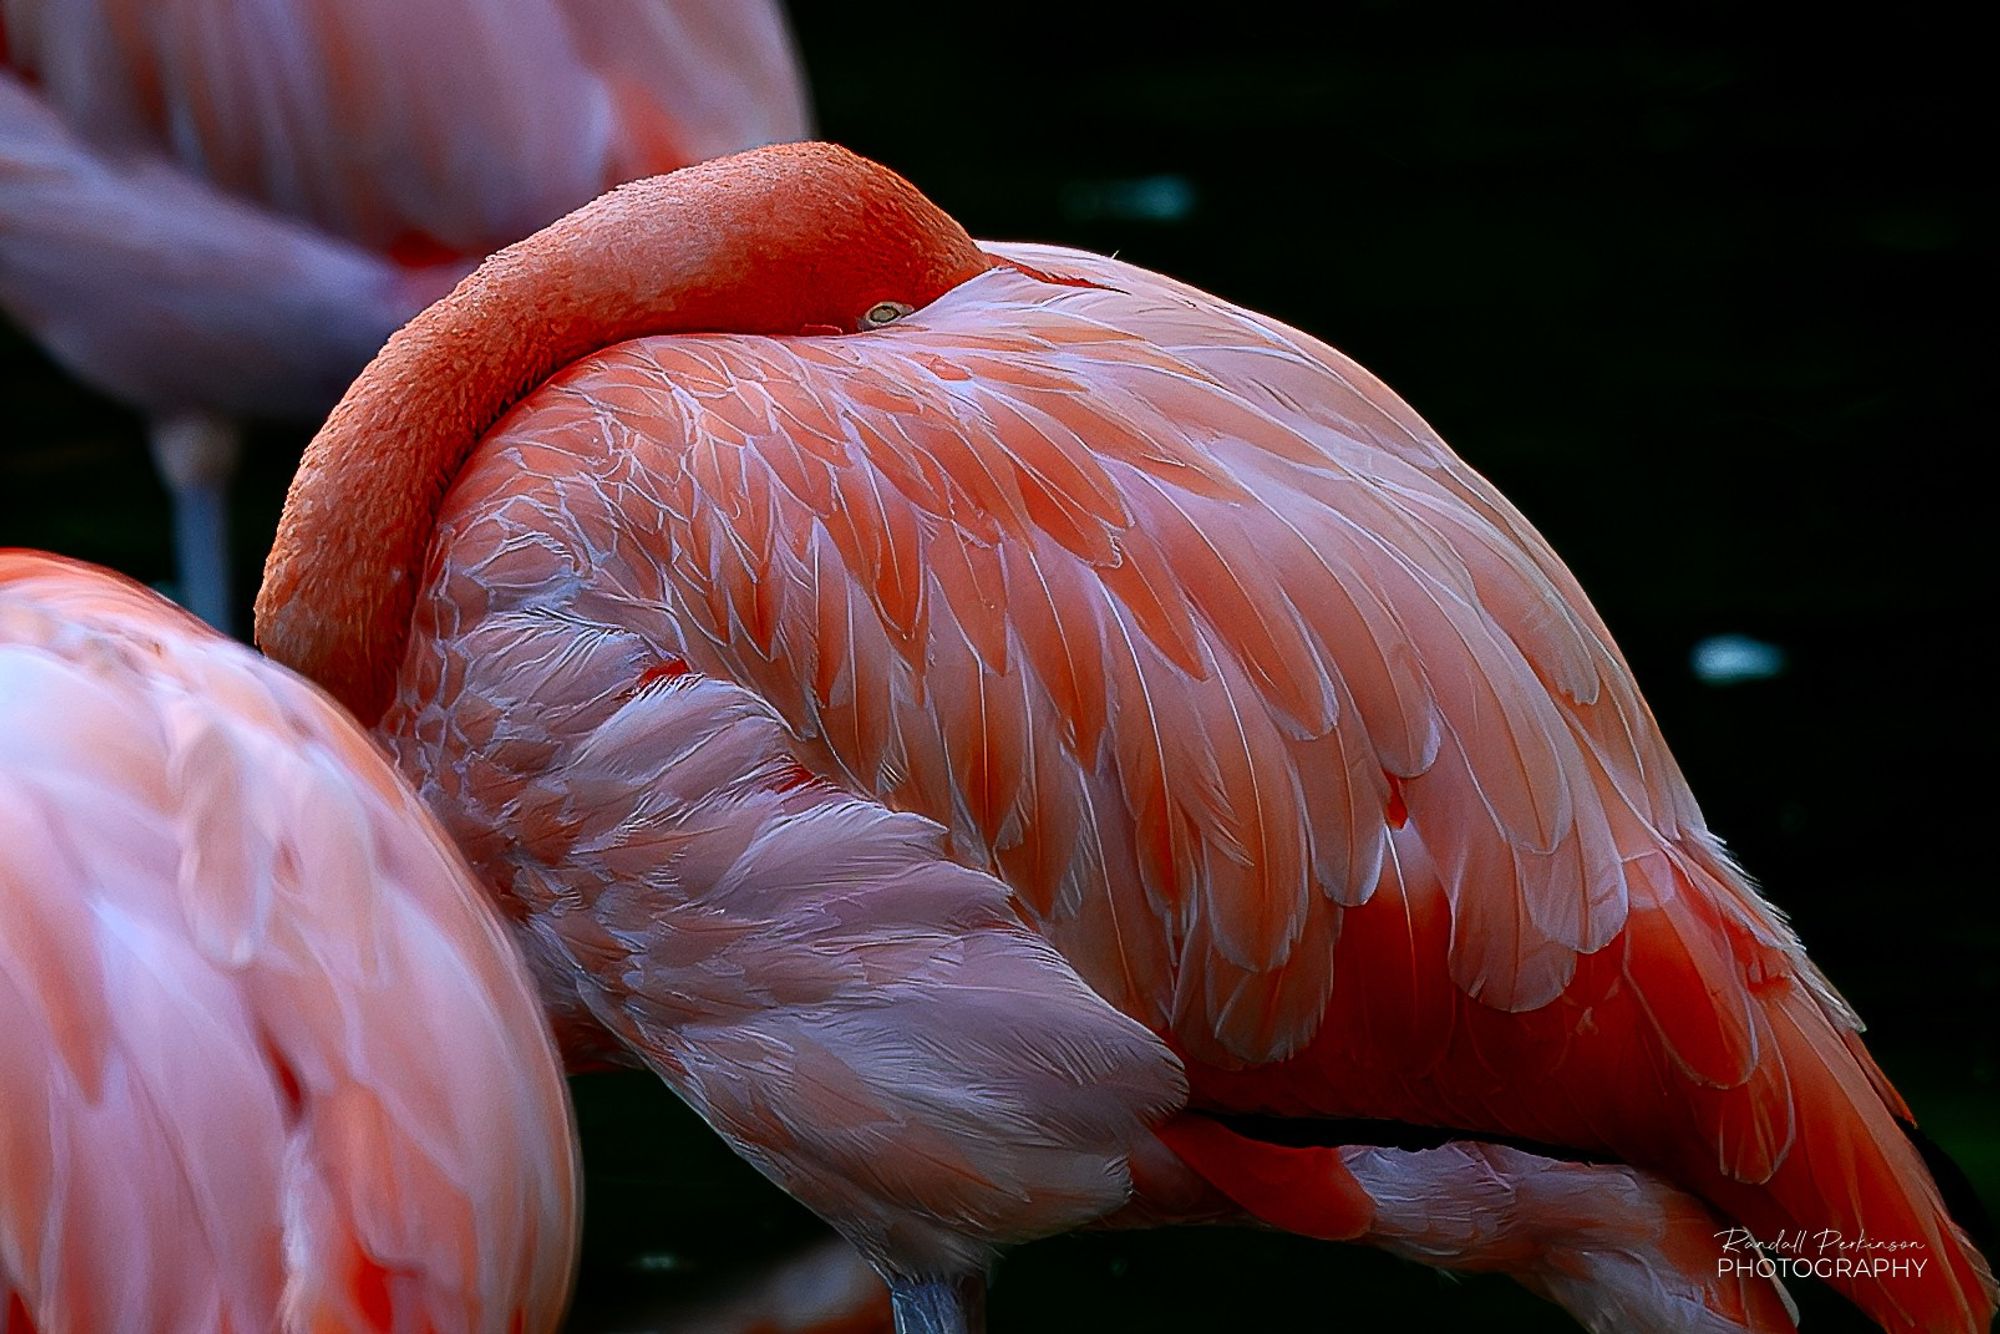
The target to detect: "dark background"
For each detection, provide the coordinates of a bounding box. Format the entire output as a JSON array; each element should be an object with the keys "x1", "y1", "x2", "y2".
[{"x1": 1, "y1": 3, "x2": 1988, "y2": 1329}]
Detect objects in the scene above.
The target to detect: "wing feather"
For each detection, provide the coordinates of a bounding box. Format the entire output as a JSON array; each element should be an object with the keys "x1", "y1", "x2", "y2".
[
  {"x1": 441, "y1": 243, "x2": 1864, "y2": 1187},
  {"x1": 482, "y1": 259, "x2": 1770, "y2": 1062}
]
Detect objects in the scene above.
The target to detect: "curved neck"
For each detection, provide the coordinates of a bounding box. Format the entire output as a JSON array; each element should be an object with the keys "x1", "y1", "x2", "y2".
[{"x1": 255, "y1": 145, "x2": 989, "y2": 722}]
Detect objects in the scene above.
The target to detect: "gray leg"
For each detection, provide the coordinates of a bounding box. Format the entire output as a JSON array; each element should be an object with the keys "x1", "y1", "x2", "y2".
[
  {"x1": 889, "y1": 1273, "x2": 985, "y2": 1334},
  {"x1": 148, "y1": 414, "x2": 241, "y2": 636}
]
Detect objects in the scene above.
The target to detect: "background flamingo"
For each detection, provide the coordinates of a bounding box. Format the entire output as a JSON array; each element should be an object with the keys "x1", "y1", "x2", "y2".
[
  {"x1": 0, "y1": 0, "x2": 809, "y2": 632},
  {"x1": 256, "y1": 143, "x2": 1994, "y2": 1332},
  {"x1": 0, "y1": 551, "x2": 577, "y2": 1330},
  {"x1": 649, "y1": 1239, "x2": 893, "y2": 1334}
]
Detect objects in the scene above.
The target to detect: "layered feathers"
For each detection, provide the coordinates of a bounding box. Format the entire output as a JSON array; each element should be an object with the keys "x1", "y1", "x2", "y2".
[
  {"x1": 0, "y1": 554, "x2": 578, "y2": 1331},
  {"x1": 384, "y1": 554, "x2": 1185, "y2": 1276}
]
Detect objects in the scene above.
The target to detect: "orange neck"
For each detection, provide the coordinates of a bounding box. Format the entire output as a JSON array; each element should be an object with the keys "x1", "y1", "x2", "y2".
[{"x1": 255, "y1": 143, "x2": 990, "y2": 722}]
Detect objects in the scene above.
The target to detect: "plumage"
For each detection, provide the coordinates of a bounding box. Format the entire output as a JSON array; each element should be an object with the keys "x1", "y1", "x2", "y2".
[
  {"x1": 390, "y1": 598, "x2": 1187, "y2": 1278},
  {"x1": 0, "y1": 552, "x2": 577, "y2": 1331},
  {"x1": 258, "y1": 143, "x2": 1995, "y2": 1332}
]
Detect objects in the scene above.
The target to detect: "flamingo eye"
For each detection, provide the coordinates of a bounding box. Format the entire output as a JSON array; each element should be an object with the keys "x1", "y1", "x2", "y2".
[{"x1": 859, "y1": 301, "x2": 913, "y2": 330}]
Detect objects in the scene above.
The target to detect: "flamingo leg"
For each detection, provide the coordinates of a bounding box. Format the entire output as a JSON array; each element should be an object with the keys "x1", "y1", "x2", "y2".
[
  {"x1": 1341, "y1": 1141, "x2": 1800, "y2": 1333},
  {"x1": 887, "y1": 1273, "x2": 984, "y2": 1334},
  {"x1": 147, "y1": 412, "x2": 240, "y2": 635},
  {"x1": 1140, "y1": 1121, "x2": 1798, "y2": 1332}
]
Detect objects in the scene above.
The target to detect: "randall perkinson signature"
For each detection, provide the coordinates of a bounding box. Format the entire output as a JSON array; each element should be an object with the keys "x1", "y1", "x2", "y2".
[{"x1": 1716, "y1": 1228, "x2": 1929, "y2": 1280}]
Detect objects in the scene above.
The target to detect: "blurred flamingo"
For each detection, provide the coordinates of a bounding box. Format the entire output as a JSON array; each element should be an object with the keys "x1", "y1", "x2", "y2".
[
  {"x1": 256, "y1": 144, "x2": 1995, "y2": 1333},
  {"x1": 0, "y1": 0, "x2": 809, "y2": 633},
  {"x1": 0, "y1": 551, "x2": 577, "y2": 1331},
  {"x1": 647, "y1": 1239, "x2": 894, "y2": 1334}
]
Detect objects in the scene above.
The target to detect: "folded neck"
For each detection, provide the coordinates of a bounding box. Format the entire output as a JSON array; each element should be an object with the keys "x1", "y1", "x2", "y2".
[{"x1": 254, "y1": 143, "x2": 990, "y2": 722}]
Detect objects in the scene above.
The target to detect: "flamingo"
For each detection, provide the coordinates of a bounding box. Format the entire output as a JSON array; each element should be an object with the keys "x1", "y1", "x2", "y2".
[
  {"x1": 256, "y1": 143, "x2": 1996, "y2": 1332},
  {"x1": 0, "y1": 551, "x2": 578, "y2": 1331},
  {"x1": 0, "y1": 0, "x2": 809, "y2": 633}
]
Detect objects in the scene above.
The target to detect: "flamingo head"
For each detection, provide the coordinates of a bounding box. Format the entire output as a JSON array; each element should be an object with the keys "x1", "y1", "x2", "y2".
[{"x1": 566, "y1": 140, "x2": 997, "y2": 337}]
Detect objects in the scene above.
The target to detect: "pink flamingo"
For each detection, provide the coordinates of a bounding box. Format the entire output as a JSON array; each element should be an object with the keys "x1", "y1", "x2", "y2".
[
  {"x1": 258, "y1": 144, "x2": 1994, "y2": 1333},
  {"x1": 0, "y1": 551, "x2": 578, "y2": 1330},
  {"x1": 0, "y1": 0, "x2": 808, "y2": 633}
]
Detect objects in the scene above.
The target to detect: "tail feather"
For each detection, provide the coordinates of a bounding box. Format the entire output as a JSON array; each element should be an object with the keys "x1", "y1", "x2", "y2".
[
  {"x1": 1700, "y1": 985, "x2": 1995, "y2": 1333},
  {"x1": 1651, "y1": 843, "x2": 1994, "y2": 1332}
]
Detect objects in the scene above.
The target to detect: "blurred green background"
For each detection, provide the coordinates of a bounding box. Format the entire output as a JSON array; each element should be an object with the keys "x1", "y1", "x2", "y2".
[{"x1": 1, "y1": 3, "x2": 1988, "y2": 1329}]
